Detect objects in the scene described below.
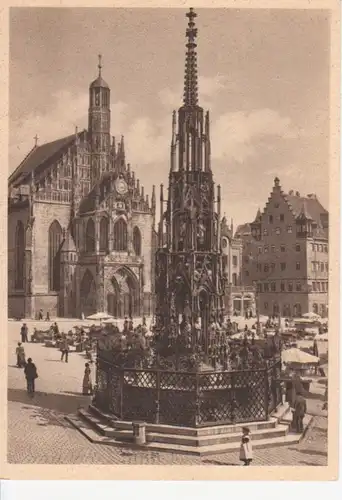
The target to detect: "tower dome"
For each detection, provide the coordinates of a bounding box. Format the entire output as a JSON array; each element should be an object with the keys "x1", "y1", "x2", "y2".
[{"x1": 89, "y1": 54, "x2": 109, "y2": 89}]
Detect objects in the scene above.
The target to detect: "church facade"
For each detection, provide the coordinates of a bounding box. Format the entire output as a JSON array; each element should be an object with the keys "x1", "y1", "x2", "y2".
[{"x1": 8, "y1": 59, "x2": 156, "y2": 319}]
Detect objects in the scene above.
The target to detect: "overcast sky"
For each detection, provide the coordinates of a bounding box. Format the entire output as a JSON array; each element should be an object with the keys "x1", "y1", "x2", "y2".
[{"x1": 9, "y1": 7, "x2": 330, "y2": 227}]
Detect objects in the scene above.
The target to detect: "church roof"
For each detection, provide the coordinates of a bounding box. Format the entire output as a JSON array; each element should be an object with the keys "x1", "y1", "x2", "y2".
[{"x1": 9, "y1": 134, "x2": 76, "y2": 187}]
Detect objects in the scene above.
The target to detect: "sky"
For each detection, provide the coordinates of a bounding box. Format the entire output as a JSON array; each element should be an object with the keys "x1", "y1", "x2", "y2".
[{"x1": 9, "y1": 7, "x2": 330, "y2": 227}]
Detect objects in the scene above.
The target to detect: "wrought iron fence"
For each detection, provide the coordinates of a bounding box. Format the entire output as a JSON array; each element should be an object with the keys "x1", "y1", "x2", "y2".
[{"x1": 94, "y1": 355, "x2": 282, "y2": 427}]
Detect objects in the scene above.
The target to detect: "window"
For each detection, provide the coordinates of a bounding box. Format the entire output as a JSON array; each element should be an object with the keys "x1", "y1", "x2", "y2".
[
  {"x1": 287, "y1": 225, "x2": 292, "y2": 233},
  {"x1": 133, "y1": 226, "x2": 142, "y2": 256},
  {"x1": 258, "y1": 247, "x2": 262, "y2": 254},
  {"x1": 264, "y1": 264, "x2": 269, "y2": 273},
  {"x1": 317, "y1": 282, "x2": 321, "y2": 291},
  {"x1": 319, "y1": 244, "x2": 323, "y2": 252},
  {"x1": 280, "y1": 282, "x2": 285, "y2": 292},
  {"x1": 312, "y1": 282, "x2": 317, "y2": 291},
  {"x1": 263, "y1": 228, "x2": 268, "y2": 236},
  {"x1": 271, "y1": 245, "x2": 276, "y2": 253},
  {"x1": 264, "y1": 302, "x2": 269, "y2": 309},
  {"x1": 48, "y1": 220, "x2": 62, "y2": 291},
  {"x1": 275, "y1": 227, "x2": 281, "y2": 235},
  {"x1": 274, "y1": 203, "x2": 279, "y2": 209},
  {"x1": 232, "y1": 273, "x2": 238, "y2": 286},
  {"x1": 324, "y1": 245, "x2": 328, "y2": 253},
  {"x1": 99, "y1": 217, "x2": 109, "y2": 253},
  {"x1": 312, "y1": 243, "x2": 315, "y2": 251},
  {"x1": 280, "y1": 245, "x2": 286, "y2": 252},
  {"x1": 264, "y1": 283, "x2": 269, "y2": 292},
  {"x1": 288, "y1": 282, "x2": 293, "y2": 292},
  {"x1": 271, "y1": 282, "x2": 276, "y2": 292},
  {"x1": 325, "y1": 262, "x2": 328, "y2": 271},
  {"x1": 295, "y1": 244, "x2": 301, "y2": 252},
  {"x1": 257, "y1": 283, "x2": 262, "y2": 292},
  {"x1": 245, "y1": 270, "x2": 249, "y2": 277},
  {"x1": 270, "y1": 263, "x2": 275, "y2": 272},
  {"x1": 296, "y1": 261, "x2": 301, "y2": 270},
  {"x1": 257, "y1": 263, "x2": 261, "y2": 271},
  {"x1": 264, "y1": 246, "x2": 269, "y2": 253},
  {"x1": 233, "y1": 256, "x2": 238, "y2": 266},
  {"x1": 280, "y1": 262, "x2": 286, "y2": 271},
  {"x1": 280, "y1": 214, "x2": 284, "y2": 222},
  {"x1": 320, "y1": 262, "x2": 324, "y2": 272},
  {"x1": 15, "y1": 220, "x2": 25, "y2": 289},
  {"x1": 269, "y1": 215, "x2": 273, "y2": 224},
  {"x1": 296, "y1": 282, "x2": 302, "y2": 292},
  {"x1": 311, "y1": 261, "x2": 316, "y2": 272},
  {"x1": 85, "y1": 218, "x2": 95, "y2": 252},
  {"x1": 113, "y1": 218, "x2": 128, "y2": 251}
]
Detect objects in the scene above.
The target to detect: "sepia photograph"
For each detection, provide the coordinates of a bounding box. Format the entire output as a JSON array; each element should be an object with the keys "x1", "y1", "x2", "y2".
[{"x1": 2, "y1": 1, "x2": 340, "y2": 480}]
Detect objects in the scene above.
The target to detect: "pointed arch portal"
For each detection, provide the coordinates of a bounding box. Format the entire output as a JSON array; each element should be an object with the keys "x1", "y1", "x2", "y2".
[{"x1": 107, "y1": 267, "x2": 140, "y2": 318}]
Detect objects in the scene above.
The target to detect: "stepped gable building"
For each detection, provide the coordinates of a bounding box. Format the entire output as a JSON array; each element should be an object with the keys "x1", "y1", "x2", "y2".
[
  {"x1": 236, "y1": 177, "x2": 329, "y2": 318},
  {"x1": 8, "y1": 57, "x2": 156, "y2": 319}
]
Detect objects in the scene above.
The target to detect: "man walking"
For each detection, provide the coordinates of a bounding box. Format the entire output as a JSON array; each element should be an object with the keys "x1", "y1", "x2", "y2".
[
  {"x1": 20, "y1": 323, "x2": 28, "y2": 343},
  {"x1": 24, "y1": 357, "x2": 38, "y2": 395},
  {"x1": 60, "y1": 335, "x2": 69, "y2": 363},
  {"x1": 293, "y1": 393, "x2": 307, "y2": 433}
]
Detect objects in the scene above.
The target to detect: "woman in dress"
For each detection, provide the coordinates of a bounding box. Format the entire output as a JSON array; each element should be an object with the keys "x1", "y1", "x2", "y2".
[{"x1": 82, "y1": 363, "x2": 92, "y2": 395}]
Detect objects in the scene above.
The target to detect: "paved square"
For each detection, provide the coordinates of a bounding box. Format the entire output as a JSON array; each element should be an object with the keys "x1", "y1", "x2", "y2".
[{"x1": 7, "y1": 321, "x2": 328, "y2": 466}]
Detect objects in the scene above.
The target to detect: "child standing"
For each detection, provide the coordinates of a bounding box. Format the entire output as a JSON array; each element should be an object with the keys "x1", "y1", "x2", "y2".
[{"x1": 239, "y1": 426, "x2": 253, "y2": 466}]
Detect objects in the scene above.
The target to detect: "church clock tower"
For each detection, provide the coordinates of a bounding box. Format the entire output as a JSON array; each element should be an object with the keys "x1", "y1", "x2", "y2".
[
  {"x1": 88, "y1": 55, "x2": 111, "y2": 185},
  {"x1": 155, "y1": 8, "x2": 225, "y2": 355}
]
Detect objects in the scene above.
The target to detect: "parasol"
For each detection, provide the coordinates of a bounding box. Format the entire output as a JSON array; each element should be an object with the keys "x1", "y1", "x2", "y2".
[
  {"x1": 86, "y1": 312, "x2": 114, "y2": 321},
  {"x1": 282, "y1": 347, "x2": 319, "y2": 365}
]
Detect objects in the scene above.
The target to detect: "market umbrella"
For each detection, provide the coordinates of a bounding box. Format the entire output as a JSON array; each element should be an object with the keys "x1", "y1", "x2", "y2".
[
  {"x1": 86, "y1": 312, "x2": 114, "y2": 321},
  {"x1": 282, "y1": 347, "x2": 319, "y2": 365},
  {"x1": 302, "y1": 312, "x2": 321, "y2": 320}
]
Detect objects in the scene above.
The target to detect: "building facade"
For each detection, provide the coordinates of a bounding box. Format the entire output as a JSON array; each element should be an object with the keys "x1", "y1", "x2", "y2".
[
  {"x1": 237, "y1": 177, "x2": 329, "y2": 318},
  {"x1": 8, "y1": 59, "x2": 156, "y2": 319},
  {"x1": 220, "y1": 218, "x2": 256, "y2": 317}
]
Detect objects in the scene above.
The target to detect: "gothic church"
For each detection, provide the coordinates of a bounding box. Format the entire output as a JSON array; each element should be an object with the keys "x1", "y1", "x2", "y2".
[{"x1": 8, "y1": 58, "x2": 156, "y2": 319}]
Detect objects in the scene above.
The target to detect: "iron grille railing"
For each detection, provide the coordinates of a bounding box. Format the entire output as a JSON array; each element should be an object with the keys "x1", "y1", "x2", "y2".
[{"x1": 94, "y1": 356, "x2": 282, "y2": 427}]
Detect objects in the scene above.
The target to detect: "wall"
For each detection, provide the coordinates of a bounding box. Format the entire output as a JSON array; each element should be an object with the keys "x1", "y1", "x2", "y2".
[{"x1": 131, "y1": 211, "x2": 154, "y2": 294}]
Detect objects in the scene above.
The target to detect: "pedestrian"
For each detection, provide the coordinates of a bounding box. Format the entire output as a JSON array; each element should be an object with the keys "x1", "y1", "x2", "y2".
[
  {"x1": 293, "y1": 392, "x2": 307, "y2": 433},
  {"x1": 45, "y1": 311, "x2": 50, "y2": 321},
  {"x1": 60, "y1": 335, "x2": 69, "y2": 363},
  {"x1": 24, "y1": 357, "x2": 38, "y2": 395},
  {"x1": 82, "y1": 363, "x2": 93, "y2": 395},
  {"x1": 38, "y1": 309, "x2": 43, "y2": 320},
  {"x1": 239, "y1": 427, "x2": 253, "y2": 466},
  {"x1": 20, "y1": 323, "x2": 28, "y2": 343},
  {"x1": 16, "y1": 342, "x2": 26, "y2": 368}
]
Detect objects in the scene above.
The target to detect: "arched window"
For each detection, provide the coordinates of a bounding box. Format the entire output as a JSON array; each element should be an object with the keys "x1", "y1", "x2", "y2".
[
  {"x1": 15, "y1": 220, "x2": 25, "y2": 289},
  {"x1": 113, "y1": 218, "x2": 127, "y2": 251},
  {"x1": 86, "y1": 218, "x2": 95, "y2": 252},
  {"x1": 99, "y1": 217, "x2": 109, "y2": 253},
  {"x1": 133, "y1": 226, "x2": 142, "y2": 256},
  {"x1": 48, "y1": 220, "x2": 62, "y2": 291}
]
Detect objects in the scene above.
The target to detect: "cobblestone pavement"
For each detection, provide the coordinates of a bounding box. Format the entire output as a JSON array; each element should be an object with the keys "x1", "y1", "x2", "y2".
[{"x1": 7, "y1": 321, "x2": 328, "y2": 465}]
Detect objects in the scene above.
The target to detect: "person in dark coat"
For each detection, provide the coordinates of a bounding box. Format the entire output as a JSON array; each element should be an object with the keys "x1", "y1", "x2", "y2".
[
  {"x1": 24, "y1": 357, "x2": 38, "y2": 395},
  {"x1": 293, "y1": 393, "x2": 307, "y2": 433},
  {"x1": 60, "y1": 335, "x2": 69, "y2": 363},
  {"x1": 20, "y1": 323, "x2": 28, "y2": 343}
]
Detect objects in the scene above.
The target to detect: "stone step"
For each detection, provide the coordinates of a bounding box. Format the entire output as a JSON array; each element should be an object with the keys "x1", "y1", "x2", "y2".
[
  {"x1": 88, "y1": 404, "x2": 280, "y2": 436},
  {"x1": 66, "y1": 413, "x2": 306, "y2": 457},
  {"x1": 78, "y1": 408, "x2": 290, "y2": 447}
]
